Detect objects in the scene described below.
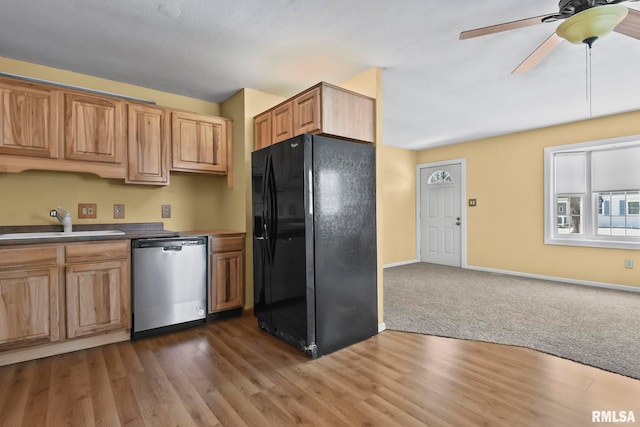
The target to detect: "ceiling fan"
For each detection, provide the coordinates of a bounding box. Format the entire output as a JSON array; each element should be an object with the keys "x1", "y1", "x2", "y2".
[{"x1": 460, "y1": 0, "x2": 640, "y2": 74}]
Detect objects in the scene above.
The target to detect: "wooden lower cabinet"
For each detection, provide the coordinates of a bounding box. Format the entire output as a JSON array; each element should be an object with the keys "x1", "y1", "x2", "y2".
[
  {"x1": 65, "y1": 259, "x2": 130, "y2": 338},
  {"x1": 0, "y1": 240, "x2": 131, "y2": 366},
  {"x1": 0, "y1": 267, "x2": 59, "y2": 350},
  {"x1": 208, "y1": 234, "x2": 245, "y2": 314},
  {"x1": 210, "y1": 250, "x2": 244, "y2": 312}
]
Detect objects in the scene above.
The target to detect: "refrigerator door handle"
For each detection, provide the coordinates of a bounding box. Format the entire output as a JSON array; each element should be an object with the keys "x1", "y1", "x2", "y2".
[
  {"x1": 266, "y1": 154, "x2": 278, "y2": 260},
  {"x1": 261, "y1": 154, "x2": 270, "y2": 237}
]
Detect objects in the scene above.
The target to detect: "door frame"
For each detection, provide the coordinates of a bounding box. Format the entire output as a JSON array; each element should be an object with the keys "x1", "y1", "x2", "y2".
[{"x1": 416, "y1": 158, "x2": 468, "y2": 267}]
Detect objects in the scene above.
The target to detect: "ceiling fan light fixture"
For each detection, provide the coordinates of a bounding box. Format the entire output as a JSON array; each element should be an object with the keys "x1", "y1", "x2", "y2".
[{"x1": 556, "y1": 4, "x2": 628, "y2": 45}]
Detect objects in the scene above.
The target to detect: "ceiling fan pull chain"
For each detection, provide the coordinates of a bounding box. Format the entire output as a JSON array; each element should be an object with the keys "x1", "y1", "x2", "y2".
[{"x1": 586, "y1": 43, "x2": 593, "y2": 118}]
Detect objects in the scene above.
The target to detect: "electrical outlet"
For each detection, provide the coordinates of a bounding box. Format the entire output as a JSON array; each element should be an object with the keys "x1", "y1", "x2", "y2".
[
  {"x1": 625, "y1": 259, "x2": 634, "y2": 269},
  {"x1": 469, "y1": 199, "x2": 477, "y2": 207},
  {"x1": 113, "y1": 204, "x2": 125, "y2": 219},
  {"x1": 161, "y1": 204, "x2": 171, "y2": 218},
  {"x1": 78, "y1": 203, "x2": 97, "y2": 219}
]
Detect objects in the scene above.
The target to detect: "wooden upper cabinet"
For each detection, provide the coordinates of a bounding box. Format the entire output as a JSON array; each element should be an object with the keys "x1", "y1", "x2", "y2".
[
  {"x1": 254, "y1": 111, "x2": 271, "y2": 150},
  {"x1": 254, "y1": 82, "x2": 375, "y2": 150},
  {"x1": 64, "y1": 92, "x2": 125, "y2": 164},
  {"x1": 293, "y1": 87, "x2": 321, "y2": 135},
  {"x1": 171, "y1": 111, "x2": 229, "y2": 174},
  {"x1": 320, "y1": 84, "x2": 375, "y2": 143},
  {"x1": 127, "y1": 103, "x2": 170, "y2": 185},
  {"x1": 272, "y1": 101, "x2": 293, "y2": 143},
  {"x1": 0, "y1": 76, "x2": 234, "y2": 184},
  {"x1": 0, "y1": 79, "x2": 58, "y2": 158}
]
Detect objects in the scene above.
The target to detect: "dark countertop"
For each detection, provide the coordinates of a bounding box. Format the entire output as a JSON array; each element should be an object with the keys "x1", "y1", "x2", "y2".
[
  {"x1": 180, "y1": 229, "x2": 245, "y2": 237},
  {"x1": 0, "y1": 222, "x2": 179, "y2": 246}
]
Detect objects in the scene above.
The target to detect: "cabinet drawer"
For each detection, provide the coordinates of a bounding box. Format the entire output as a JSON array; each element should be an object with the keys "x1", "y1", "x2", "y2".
[
  {"x1": 210, "y1": 236, "x2": 244, "y2": 253},
  {"x1": 0, "y1": 246, "x2": 59, "y2": 269},
  {"x1": 66, "y1": 241, "x2": 129, "y2": 263}
]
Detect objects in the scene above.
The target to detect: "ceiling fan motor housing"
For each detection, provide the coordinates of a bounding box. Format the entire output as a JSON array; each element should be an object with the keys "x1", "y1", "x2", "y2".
[{"x1": 545, "y1": 0, "x2": 614, "y2": 21}]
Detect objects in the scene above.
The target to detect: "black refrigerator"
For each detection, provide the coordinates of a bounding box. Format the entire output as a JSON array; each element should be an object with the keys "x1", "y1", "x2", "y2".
[{"x1": 252, "y1": 134, "x2": 377, "y2": 358}]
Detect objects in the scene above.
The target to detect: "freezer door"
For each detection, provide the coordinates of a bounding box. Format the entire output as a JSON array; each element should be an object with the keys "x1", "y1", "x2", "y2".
[
  {"x1": 251, "y1": 147, "x2": 271, "y2": 326},
  {"x1": 267, "y1": 136, "x2": 313, "y2": 349}
]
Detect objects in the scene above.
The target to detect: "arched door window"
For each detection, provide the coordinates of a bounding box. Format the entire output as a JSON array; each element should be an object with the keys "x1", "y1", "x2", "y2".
[{"x1": 427, "y1": 170, "x2": 453, "y2": 184}]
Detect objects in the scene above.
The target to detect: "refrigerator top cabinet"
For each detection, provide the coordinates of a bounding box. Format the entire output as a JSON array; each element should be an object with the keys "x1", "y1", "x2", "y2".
[{"x1": 252, "y1": 134, "x2": 377, "y2": 358}]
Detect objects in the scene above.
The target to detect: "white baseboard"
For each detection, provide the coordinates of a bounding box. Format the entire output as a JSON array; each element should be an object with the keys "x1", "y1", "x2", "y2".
[
  {"x1": 383, "y1": 259, "x2": 418, "y2": 269},
  {"x1": 465, "y1": 265, "x2": 640, "y2": 293},
  {"x1": 378, "y1": 322, "x2": 386, "y2": 333}
]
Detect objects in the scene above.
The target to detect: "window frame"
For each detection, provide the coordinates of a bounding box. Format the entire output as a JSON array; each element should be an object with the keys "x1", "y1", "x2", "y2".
[{"x1": 544, "y1": 135, "x2": 640, "y2": 250}]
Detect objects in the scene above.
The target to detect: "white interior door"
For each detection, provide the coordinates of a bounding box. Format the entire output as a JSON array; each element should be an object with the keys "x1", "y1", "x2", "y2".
[{"x1": 419, "y1": 163, "x2": 462, "y2": 266}]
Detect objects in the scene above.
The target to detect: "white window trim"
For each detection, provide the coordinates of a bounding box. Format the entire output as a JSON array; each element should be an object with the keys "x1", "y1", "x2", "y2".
[{"x1": 544, "y1": 135, "x2": 640, "y2": 250}]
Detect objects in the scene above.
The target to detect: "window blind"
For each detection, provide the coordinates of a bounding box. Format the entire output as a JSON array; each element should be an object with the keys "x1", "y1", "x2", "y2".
[
  {"x1": 555, "y1": 152, "x2": 586, "y2": 194},
  {"x1": 592, "y1": 146, "x2": 640, "y2": 192}
]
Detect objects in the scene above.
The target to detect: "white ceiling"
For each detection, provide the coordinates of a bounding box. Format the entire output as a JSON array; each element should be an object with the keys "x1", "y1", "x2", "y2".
[{"x1": 1, "y1": 0, "x2": 639, "y2": 150}]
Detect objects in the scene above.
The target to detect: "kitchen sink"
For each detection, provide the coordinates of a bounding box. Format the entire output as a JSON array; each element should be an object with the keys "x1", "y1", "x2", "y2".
[{"x1": 0, "y1": 230, "x2": 125, "y2": 240}]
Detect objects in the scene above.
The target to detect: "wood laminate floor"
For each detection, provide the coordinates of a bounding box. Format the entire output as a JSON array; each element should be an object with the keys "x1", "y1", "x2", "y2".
[{"x1": 1, "y1": 314, "x2": 639, "y2": 426}]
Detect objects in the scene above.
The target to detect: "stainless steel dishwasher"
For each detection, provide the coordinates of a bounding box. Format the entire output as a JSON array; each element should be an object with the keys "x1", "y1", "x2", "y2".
[{"x1": 132, "y1": 237, "x2": 207, "y2": 338}]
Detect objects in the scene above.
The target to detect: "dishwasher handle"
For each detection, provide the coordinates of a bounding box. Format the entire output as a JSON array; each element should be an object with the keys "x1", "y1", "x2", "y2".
[
  {"x1": 133, "y1": 237, "x2": 207, "y2": 249},
  {"x1": 163, "y1": 246, "x2": 183, "y2": 252}
]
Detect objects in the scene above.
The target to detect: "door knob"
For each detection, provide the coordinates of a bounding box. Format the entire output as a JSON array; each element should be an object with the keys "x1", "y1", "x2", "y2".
[{"x1": 456, "y1": 217, "x2": 461, "y2": 225}]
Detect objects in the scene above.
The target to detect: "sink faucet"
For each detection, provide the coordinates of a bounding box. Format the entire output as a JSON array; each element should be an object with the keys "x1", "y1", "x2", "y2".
[{"x1": 50, "y1": 207, "x2": 73, "y2": 233}]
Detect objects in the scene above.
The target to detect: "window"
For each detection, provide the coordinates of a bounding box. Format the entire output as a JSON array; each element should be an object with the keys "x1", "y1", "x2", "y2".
[
  {"x1": 427, "y1": 170, "x2": 453, "y2": 184},
  {"x1": 544, "y1": 136, "x2": 640, "y2": 249}
]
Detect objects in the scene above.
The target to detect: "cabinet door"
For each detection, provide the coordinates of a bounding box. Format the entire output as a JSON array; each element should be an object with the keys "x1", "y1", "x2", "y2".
[
  {"x1": 66, "y1": 260, "x2": 130, "y2": 338},
  {"x1": 64, "y1": 92, "x2": 125, "y2": 164},
  {"x1": 210, "y1": 251, "x2": 244, "y2": 313},
  {"x1": 272, "y1": 101, "x2": 293, "y2": 143},
  {"x1": 0, "y1": 268, "x2": 59, "y2": 350},
  {"x1": 293, "y1": 87, "x2": 321, "y2": 135},
  {"x1": 172, "y1": 112, "x2": 228, "y2": 173},
  {"x1": 254, "y1": 111, "x2": 272, "y2": 150},
  {"x1": 127, "y1": 104, "x2": 170, "y2": 185},
  {"x1": 0, "y1": 80, "x2": 58, "y2": 158}
]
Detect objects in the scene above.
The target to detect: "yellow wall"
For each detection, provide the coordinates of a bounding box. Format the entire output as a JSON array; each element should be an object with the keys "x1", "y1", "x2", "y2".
[
  {"x1": 0, "y1": 56, "x2": 226, "y2": 231},
  {"x1": 380, "y1": 144, "x2": 417, "y2": 265},
  {"x1": 417, "y1": 110, "x2": 640, "y2": 288},
  {"x1": 221, "y1": 88, "x2": 285, "y2": 307}
]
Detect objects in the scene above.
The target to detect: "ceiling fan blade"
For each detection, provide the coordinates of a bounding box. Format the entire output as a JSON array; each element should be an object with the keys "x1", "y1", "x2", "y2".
[
  {"x1": 614, "y1": 8, "x2": 640, "y2": 39},
  {"x1": 512, "y1": 33, "x2": 564, "y2": 74},
  {"x1": 460, "y1": 14, "x2": 552, "y2": 40}
]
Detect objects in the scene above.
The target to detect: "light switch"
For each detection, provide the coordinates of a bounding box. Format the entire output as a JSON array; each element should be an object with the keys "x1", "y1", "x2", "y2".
[{"x1": 114, "y1": 204, "x2": 125, "y2": 219}]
